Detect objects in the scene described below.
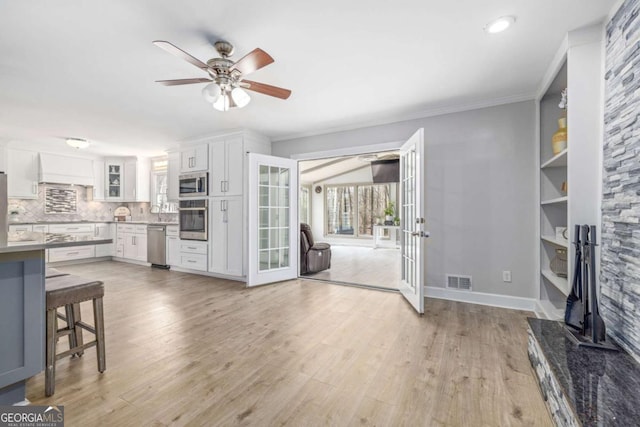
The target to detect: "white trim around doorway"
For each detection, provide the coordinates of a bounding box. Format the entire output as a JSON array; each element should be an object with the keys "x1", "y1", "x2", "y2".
[{"x1": 290, "y1": 141, "x2": 403, "y2": 161}]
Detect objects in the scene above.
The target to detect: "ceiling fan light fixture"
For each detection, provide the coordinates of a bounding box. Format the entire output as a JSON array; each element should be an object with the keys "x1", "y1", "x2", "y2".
[
  {"x1": 66, "y1": 138, "x2": 90, "y2": 149},
  {"x1": 213, "y1": 92, "x2": 230, "y2": 111},
  {"x1": 231, "y1": 87, "x2": 251, "y2": 108},
  {"x1": 202, "y1": 83, "x2": 221, "y2": 103},
  {"x1": 484, "y1": 15, "x2": 516, "y2": 34}
]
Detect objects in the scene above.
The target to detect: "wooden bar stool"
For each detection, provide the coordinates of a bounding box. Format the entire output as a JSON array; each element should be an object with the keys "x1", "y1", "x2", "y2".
[
  {"x1": 44, "y1": 267, "x2": 85, "y2": 358},
  {"x1": 45, "y1": 275, "x2": 106, "y2": 396}
]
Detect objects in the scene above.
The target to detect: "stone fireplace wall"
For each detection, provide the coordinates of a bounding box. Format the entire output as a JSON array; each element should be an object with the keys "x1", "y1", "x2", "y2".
[{"x1": 601, "y1": 0, "x2": 640, "y2": 363}]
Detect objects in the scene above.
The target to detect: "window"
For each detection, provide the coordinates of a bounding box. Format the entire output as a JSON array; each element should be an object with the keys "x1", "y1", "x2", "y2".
[
  {"x1": 326, "y1": 186, "x2": 355, "y2": 235},
  {"x1": 299, "y1": 185, "x2": 311, "y2": 225},
  {"x1": 357, "y1": 184, "x2": 391, "y2": 236},
  {"x1": 325, "y1": 183, "x2": 394, "y2": 237},
  {"x1": 151, "y1": 157, "x2": 177, "y2": 213}
]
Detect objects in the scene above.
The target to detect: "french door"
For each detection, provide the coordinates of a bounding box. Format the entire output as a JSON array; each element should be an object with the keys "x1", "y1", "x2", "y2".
[
  {"x1": 399, "y1": 129, "x2": 428, "y2": 313},
  {"x1": 247, "y1": 153, "x2": 299, "y2": 287}
]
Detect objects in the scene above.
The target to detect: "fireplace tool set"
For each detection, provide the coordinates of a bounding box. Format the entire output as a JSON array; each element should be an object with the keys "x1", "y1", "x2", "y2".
[{"x1": 564, "y1": 224, "x2": 617, "y2": 351}]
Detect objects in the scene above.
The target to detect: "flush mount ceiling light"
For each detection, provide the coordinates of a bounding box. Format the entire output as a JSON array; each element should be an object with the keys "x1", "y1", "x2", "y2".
[
  {"x1": 357, "y1": 154, "x2": 378, "y2": 162},
  {"x1": 66, "y1": 138, "x2": 90, "y2": 149},
  {"x1": 153, "y1": 39, "x2": 292, "y2": 112},
  {"x1": 484, "y1": 16, "x2": 516, "y2": 34}
]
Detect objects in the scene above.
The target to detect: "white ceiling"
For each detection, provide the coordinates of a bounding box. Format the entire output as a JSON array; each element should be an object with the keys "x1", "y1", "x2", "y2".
[
  {"x1": 300, "y1": 151, "x2": 398, "y2": 184},
  {"x1": 0, "y1": 0, "x2": 616, "y2": 156}
]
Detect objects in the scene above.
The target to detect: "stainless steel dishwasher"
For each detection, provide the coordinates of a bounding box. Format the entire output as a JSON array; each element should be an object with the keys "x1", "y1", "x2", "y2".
[{"x1": 147, "y1": 225, "x2": 168, "y2": 268}]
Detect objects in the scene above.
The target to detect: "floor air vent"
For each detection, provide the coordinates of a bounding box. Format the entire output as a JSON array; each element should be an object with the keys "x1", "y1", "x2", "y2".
[{"x1": 446, "y1": 274, "x2": 472, "y2": 291}]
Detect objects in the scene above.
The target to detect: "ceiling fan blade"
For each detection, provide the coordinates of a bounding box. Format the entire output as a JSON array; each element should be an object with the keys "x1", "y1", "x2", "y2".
[
  {"x1": 153, "y1": 40, "x2": 209, "y2": 72},
  {"x1": 230, "y1": 48, "x2": 274, "y2": 75},
  {"x1": 156, "y1": 78, "x2": 212, "y2": 86},
  {"x1": 242, "y1": 80, "x2": 291, "y2": 100}
]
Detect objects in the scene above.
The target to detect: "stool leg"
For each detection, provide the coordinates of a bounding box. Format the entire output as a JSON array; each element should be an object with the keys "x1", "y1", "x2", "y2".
[
  {"x1": 72, "y1": 303, "x2": 84, "y2": 357},
  {"x1": 93, "y1": 297, "x2": 106, "y2": 373},
  {"x1": 45, "y1": 308, "x2": 57, "y2": 397},
  {"x1": 64, "y1": 304, "x2": 78, "y2": 357}
]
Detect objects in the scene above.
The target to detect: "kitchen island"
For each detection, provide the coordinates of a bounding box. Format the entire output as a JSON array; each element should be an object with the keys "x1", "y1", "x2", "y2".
[{"x1": 0, "y1": 232, "x2": 112, "y2": 405}]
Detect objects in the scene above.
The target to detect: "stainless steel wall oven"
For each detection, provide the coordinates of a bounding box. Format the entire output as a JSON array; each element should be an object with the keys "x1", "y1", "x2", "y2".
[{"x1": 179, "y1": 199, "x2": 207, "y2": 241}]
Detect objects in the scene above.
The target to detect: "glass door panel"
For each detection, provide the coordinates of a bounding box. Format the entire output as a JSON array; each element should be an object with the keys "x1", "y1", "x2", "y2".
[{"x1": 249, "y1": 154, "x2": 298, "y2": 286}]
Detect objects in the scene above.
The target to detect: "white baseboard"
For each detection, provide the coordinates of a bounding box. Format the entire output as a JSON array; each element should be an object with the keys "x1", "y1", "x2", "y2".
[
  {"x1": 424, "y1": 286, "x2": 537, "y2": 312},
  {"x1": 169, "y1": 266, "x2": 246, "y2": 282}
]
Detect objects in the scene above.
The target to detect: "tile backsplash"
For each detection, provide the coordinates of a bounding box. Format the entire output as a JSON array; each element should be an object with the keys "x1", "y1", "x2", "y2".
[{"x1": 8, "y1": 184, "x2": 178, "y2": 223}]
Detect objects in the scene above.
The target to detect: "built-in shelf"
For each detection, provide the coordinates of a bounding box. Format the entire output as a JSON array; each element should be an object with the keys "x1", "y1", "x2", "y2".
[
  {"x1": 541, "y1": 269, "x2": 569, "y2": 296},
  {"x1": 541, "y1": 196, "x2": 568, "y2": 205},
  {"x1": 541, "y1": 149, "x2": 568, "y2": 169},
  {"x1": 536, "y1": 299, "x2": 565, "y2": 320},
  {"x1": 541, "y1": 235, "x2": 569, "y2": 248}
]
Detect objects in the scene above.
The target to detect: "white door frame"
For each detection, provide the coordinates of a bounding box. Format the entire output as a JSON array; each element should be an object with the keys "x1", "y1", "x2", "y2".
[
  {"x1": 292, "y1": 140, "x2": 404, "y2": 277},
  {"x1": 291, "y1": 134, "x2": 427, "y2": 313},
  {"x1": 290, "y1": 141, "x2": 403, "y2": 161}
]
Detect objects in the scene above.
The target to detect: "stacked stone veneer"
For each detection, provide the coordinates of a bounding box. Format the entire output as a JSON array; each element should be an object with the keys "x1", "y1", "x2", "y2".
[
  {"x1": 602, "y1": 0, "x2": 640, "y2": 364},
  {"x1": 527, "y1": 329, "x2": 579, "y2": 427}
]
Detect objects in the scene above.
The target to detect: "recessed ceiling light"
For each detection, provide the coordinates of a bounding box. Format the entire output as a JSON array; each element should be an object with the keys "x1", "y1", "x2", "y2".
[{"x1": 484, "y1": 16, "x2": 516, "y2": 34}]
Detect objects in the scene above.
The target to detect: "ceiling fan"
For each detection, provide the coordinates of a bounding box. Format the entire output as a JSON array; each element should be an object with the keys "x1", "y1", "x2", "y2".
[{"x1": 153, "y1": 40, "x2": 291, "y2": 111}]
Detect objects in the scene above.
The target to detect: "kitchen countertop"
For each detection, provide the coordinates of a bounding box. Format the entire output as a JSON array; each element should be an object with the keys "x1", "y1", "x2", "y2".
[
  {"x1": 9, "y1": 220, "x2": 178, "y2": 226},
  {"x1": 0, "y1": 232, "x2": 113, "y2": 254}
]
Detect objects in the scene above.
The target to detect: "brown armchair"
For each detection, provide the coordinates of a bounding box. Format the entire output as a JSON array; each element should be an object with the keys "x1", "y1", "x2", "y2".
[{"x1": 300, "y1": 223, "x2": 331, "y2": 275}]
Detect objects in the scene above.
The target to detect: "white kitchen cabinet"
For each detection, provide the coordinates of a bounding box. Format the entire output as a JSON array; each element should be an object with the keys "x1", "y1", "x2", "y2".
[
  {"x1": 49, "y1": 246, "x2": 95, "y2": 263},
  {"x1": 124, "y1": 158, "x2": 150, "y2": 202},
  {"x1": 167, "y1": 151, "x2": 180, "y2": 202},
  {"x1": 48, "y1": 223, "x2": 95, "y2": 234},
  {"x1": 105, "y1": 160, "x2": 124, "y2": 201},
  {"x1": 180, "y1": 144, "x2": 208, "y2": 173},
  {"x1": 178, "y1": 239, "x2": 208, "y2": 271},
  {"x1": 166, "y1": 235, "x2": 180, "y2": 266},
  {"x1": 95, "y1": 223, "x2": 115, "y2": 257},
  {"x1": 92, "y1": 160, "x2": 106, "y2": 201},
  {"x1": 9, "y1": 224, "x2": 33, "y2": 233},
  {"x1": 209, "y1": 196, "x2": 243, "y2": 276},
  {"x1": 180, "y1": 240, "x2": 208, "y2": 254},
  {"x1": 32, "y1": 224, "x2": 48, "y2": 233},
  {"x1": 7, "y1": 149, "x2": 38, "y2": 199},
  {"x1": 180, "y1": 253, "x2": 207, "y2": 271},
  {"x1": 209, "y1": 136, "x2": 244, "y2": 197},
  {"x1": 47, "y1": 223, "x2": 96, "y2": 263},
  {"x1": 117, "y1": 223, "x2": 147, "y2": 262}
]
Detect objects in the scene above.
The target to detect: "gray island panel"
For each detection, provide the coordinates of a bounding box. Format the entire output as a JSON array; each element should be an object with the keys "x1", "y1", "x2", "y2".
[{"x1": 0, "y1": 250, "x2": 45, "y2": 403}]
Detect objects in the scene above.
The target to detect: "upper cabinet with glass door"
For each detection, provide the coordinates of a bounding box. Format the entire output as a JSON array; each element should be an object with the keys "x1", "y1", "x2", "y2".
[{"x1": 105, "y1": 159, "x2": 123, "y2": 201}]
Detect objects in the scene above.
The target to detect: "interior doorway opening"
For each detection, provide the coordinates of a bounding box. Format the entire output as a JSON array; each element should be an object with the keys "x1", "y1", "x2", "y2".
[{"x1": 298, "y1": 150, "x2": 401, "y2": 290}]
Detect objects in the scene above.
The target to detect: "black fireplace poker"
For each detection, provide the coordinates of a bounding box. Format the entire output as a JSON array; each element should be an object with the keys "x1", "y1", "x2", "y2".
[{"x1": 564, "y1": 224, "x2": 618, "y2": 351}]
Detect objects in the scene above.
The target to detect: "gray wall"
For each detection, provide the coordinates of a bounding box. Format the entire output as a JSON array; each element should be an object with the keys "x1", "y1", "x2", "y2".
[
  {"x1": 601, "y1": 0, "x2": 640, "y2": 364},
  {"x1": 274, "y1": 100, "x2": 537, "y2": 298}
]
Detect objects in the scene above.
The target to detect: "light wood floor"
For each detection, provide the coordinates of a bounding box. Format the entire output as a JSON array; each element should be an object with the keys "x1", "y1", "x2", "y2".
[
  {"x1": 307, "y1": 246, "x2": 400, "y2": 290},
  {"x1": 27, "y1": 261, "x2": 551, "y2": 426}
]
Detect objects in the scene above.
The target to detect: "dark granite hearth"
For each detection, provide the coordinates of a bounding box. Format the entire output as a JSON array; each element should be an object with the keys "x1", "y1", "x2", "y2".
[{"x1": 528, "y1": 318, "x2": 640, "y2": 426}]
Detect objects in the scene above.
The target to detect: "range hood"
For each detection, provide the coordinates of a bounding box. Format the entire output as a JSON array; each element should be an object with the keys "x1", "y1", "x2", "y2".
[{"x1": 39, "y1": 153, "x2": 94, "y2": 186}]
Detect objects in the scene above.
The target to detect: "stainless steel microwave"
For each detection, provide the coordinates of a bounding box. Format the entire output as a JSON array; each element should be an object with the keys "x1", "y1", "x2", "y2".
[{"x1": 179, "y1": 172, "x2": 208, "y2": 198}]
